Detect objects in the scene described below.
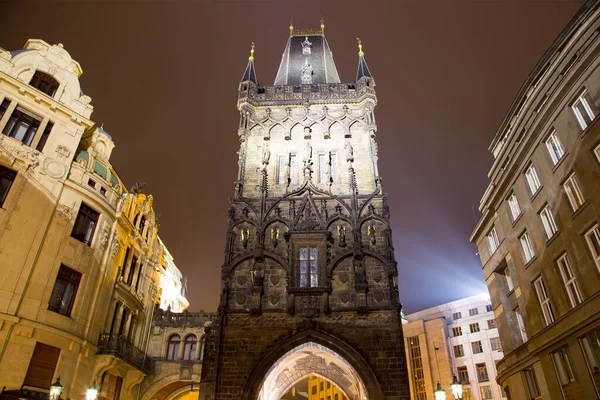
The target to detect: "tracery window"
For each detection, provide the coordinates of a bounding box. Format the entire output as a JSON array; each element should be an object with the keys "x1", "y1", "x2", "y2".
[
  {"x1": 299, "y1": 246, "x2": 318, "y2": 288},
  {"x1": 182, "y1": 334, "x2": 197, "y2": 360},
  {"x1": 166, "y1": 334, "x2": 181, "y2": 360}
]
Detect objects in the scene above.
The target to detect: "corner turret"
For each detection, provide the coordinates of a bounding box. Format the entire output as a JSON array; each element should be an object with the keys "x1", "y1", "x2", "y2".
[{"x1": 356, "y1": 38, "x2": 374, "y2": 85}]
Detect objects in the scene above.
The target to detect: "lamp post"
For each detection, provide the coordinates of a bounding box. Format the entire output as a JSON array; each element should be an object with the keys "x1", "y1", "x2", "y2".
[
  {"x1": 86, "y1": 380, "x2": 98, "y2": 400},
  {"x1": 49, "y1": 377, "x2": 63, "y2": 400},
  {"x1": 433, "y1": 346, "x2": 446, "y2": 400},
  {"x1": 450, "y1": 374, "x2": 463, "y2": 399}
]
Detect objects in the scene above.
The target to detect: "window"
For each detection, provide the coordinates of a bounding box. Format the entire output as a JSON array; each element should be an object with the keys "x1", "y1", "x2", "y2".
[
  {"x1": 563, "y1": 173, "x2": 585, "y2": 211},
  {"x1": 580, "y1": 328, "x2": 600, "y2": 393},
  {"x1": 572, "y1": 90, "x2": 595, "y2": 130},
  {"x1": 487, "y1": 319, "x2": 496, "y2": 329},
  {"x1": 2, "y1": 106, "x2": 41, "y2": 146},
  {"x1": 515, "y1": 307, "x2": 528, "y2": 342},
  {"x1": 35, "y1": 122, "x2": 53, "y2": 152},
  {"x1": 469, "y1": 307, "x2": 479, "y2": 316},
  {"x1": 99, "y1": 371, "x2": 123, "y2": 400},
  {"x1": 29, "y1": 70, "x2": 59, "y2": 97},
  {"x1": 452, "y1": 327, "x2": 462, "y2": 337},
  {"x1": 487, "y1": 227, "x2": 500, "y2": 254},
  {"x1": 479, "y1": 386, "x2": 493, "y2": 399},
  {"x1": 490, "y1": 337, "x2": 502, "y2": 351},
  {"x1": 519, "y1": 231, "x2": 535, "y2": 263},
  {"x1": 0, "y1": 98, "x2": 9, "y2": 120},
  {"x1": 454, "y1": 344, "x2": 464, "y2": 358},
  {"x1": 319, "y1": 154, "x2": 327, "y2": 184},
  {"x1": 557, "y1": 253, "x2": 583, "y2": 308},
  {"x1": 457, "y1": 366, "x2": 469, "y2": 384},
  {"x1": 486, "y1": 304, "x2": 493, "y2": 312},
  {"x1": 299, "y1": 246, "x2": 318, "y2": 288},
  {"x1": 505, "y1": 267, "x2": 514, "y2": 291},
  {"x1": 48, "y1": 264, "x2": 81, "y2": 317},
  {"x1": 552, "y1": 346, "x2": 577, "y2": 386},
  {"x1": 199, "y1": 336, "x2": 206, "y2": 360},
  {"x1": 166, "y1": 334, "x2": 181, "y2": 360},
  {"x1": 545, "y1": 131, "x2": 565, "y2": 165},
  {"x1": 277, "y1": 156, "x2": 286, "y2": 185},
  {"x1": 507, "y1": 192, "x2": 521, "y2": 221},
  {"x1": 539, "y1": 205, "x2": 558, "y2": 239},
  {"x1": 71, "y1": 203, "x2": 99, "y2": 246},
  {"x1": 0, "y1": 166, "x2": 16, "y2": 208},
  {"x1": 469, "y1": 323, "x2": 480, "y2": 333},
  {"x1": 462, "y1": 388, "x2": 472, "y2": 400},
  {"x1": 330, "y1": 152, "x2": 337, "y2": 183},
  {"x1": 476, "y1": 363, "x2": 489, "y2": 381},
  {"x1": 182, "y1": 335, "x2": 197, "y2": 360},
  {"x1": 312, "y1": 386, "x2": 317, "y2": 395},
  {"x1": 406, "y1": 339, "x2": 427, "y2": 400},
  {"x1": 525, "y1": 165, "x2": 542, "y2": 196},
  {"x1": 586, "y1": 225, "x2": 600, "y2": 271},
  {"x1": 523, "y1": 367, "x2": 541, "y2": 400},
  {"x1": 23, "y1": 343, "x2": 60, "y2": 389},
  {"x1": 472, "y1": 341, "x2": 483, "y2": 354},
  {"x1": 290, "y1": 154, "x2": 298, "y2": 185},
  {"x1": 453, "y1": 312, "x2": 462, "y2": 320},
  {"x1": 534, "y1": 276, "x2": 554, "y2": 325}
]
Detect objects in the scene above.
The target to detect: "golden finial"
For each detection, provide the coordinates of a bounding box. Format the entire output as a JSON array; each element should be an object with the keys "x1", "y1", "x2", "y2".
[
  {"x1": 320, "y1": 16, "x2": 325, "y2": 33},
  {"x1": 249, "y1": 42, "x2": 255, "y2": 61},
  {"x1": 357, "y1": 37, "x2": 364, "y2": 56},
  {"x1": 289, "y1": 17, "x2": 294, "y2": 36}
]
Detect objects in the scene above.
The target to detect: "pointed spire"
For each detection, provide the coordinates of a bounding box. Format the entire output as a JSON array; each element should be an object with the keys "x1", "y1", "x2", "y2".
[
  {"x1": 289, "y1": 17, "x2": 294, "y2": 36},
  {"x1": 320, "y1": 16, "x2": 325, "y2": 34},
  {"x1": 241, "y1": 42, "x2": 258, "y2": 84},
  {"x1": 356, "y1": 38, "x2": 373, "y2": 81}
]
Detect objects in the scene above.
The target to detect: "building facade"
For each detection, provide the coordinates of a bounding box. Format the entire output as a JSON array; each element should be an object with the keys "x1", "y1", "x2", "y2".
[
  {"x1": 403, "y1": 294, "x2": 505, "y2": 400},
  {"x1": 470, "y1": 1, "x2": 600, "y2": 398},
  {"x1": 0, "y1": 40, "x2": 188, "y2": 400},
  {"x1": 198, "y1": 22, "x2": 410, "y2": 400}
]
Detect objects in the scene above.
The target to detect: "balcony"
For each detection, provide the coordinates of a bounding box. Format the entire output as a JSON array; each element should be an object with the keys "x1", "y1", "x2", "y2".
[{"x1": 97, "y1": 334, "x2": 153, "y2": 374}]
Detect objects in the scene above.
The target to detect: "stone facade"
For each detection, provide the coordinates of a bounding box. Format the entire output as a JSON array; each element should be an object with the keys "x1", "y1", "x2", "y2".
[
  {"x1": 470, "y1": 1, "x2": 600, "y2": 399},
  {"x1": 199, "y1": 24, "x2": 410, "y2": 400},
  {"x1": 0, "y1": 40, "x2": 188, "y2": 399}
]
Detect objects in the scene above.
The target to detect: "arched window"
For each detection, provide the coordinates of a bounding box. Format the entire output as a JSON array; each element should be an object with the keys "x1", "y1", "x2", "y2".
[
  {"x1": 199, "y1": 336, "x2": 206, "y2": 360},
  {"x1": 166, "y1": 334, "x2": 181, "y2": 360},
  {"x1": 29, "y1": 71, "x2": 59, "y2": 97},
  {"x1": 182, "y1": 335, "x2": 197, "y2": 360}
]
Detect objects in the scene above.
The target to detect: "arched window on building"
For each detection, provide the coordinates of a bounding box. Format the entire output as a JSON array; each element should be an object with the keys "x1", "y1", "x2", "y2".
[
  {"x1": 199, "y1": 335, "x2": 206, "y2": 360},
  {"x1": 182, "y1": 335, "x2": 197, "y2": 360},
  {"x1": 29, "y1": 71, "x2": 60, "y2": 97},
  {"x1": 166, "y1": 334, "x2": 181, "y2": 360}
]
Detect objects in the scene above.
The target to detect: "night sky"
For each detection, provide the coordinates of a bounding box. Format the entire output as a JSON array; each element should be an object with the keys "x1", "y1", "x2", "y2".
[{"x1": 0, "y1": 1, "x2": 583, "y2": 313}]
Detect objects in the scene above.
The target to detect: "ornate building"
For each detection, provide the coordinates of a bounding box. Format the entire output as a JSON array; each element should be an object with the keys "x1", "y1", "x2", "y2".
[
  {"x1": 198, "y1": 22, "x2": 410, "y2": 400},
  {"x1": 470, "y1": 1, "x2": 600, "y2": 398},
  {"x1": 0, "y1": 40, "x2": 188, "y2": 399}
]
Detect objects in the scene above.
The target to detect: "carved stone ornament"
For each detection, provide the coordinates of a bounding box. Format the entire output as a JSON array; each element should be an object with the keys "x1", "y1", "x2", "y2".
[
  {"x1": 269, "y1": 275, "x2": 280, "y2": 286},
  {"x1": 42, "y1": 159, "x2": 66, "y2": 179},
  {"x1": 236, "y1": 275, "x2": 247, "y2": 286},
  {"x1": 338, "y1": 272, "x2": 349, "y2": 284},
  {"x1": 269, "y1": 293, "x2": 280, "y2": 305},
  {"x1": 372, "y1": 271, "x2": 383, "y2": 283},
  {"x1": 339, "y1": 292, "x2": 350, "y2": 304},
  {"x1": 235, "y1": 293, "x2": 246, "y2": 305},
  {"x1": 57, "y1": 203, "x2": 75, "y2": 222}
]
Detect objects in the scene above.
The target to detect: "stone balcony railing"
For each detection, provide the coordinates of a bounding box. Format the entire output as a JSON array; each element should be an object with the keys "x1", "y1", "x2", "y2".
[
  {"x1": 97, "y1": 333, "x2": 153, "y2": 374},
  {"x1": 153, "y1": 309, "x2": 216, "y2": 328}
]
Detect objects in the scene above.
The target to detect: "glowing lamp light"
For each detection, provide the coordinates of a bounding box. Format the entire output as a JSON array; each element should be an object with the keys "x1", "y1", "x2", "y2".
[
  {"x1": 434, "y1": 381, "x2": 446, "y2": 400},
  {"x1": 49, "y1": 377, "x2": 63, "y2": 400},
  {"x1": 450, "y1": 375, "x2": 463, "y2": 399},
  {"x1": 86, "y1": 380, "x2": 99, "y2": 400}
]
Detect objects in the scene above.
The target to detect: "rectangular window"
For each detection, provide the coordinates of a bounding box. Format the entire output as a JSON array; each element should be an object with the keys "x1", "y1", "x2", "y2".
[
  {"x1": 99, "y1": 371, "x2": 123, "y2": 400},
  {"x1": 0, "y1": 98, "x2": 10, "y2": 120},
  {"x1": 540, "y1": 205, "x2": 558, "y2": 239},
  {"x1": 490, "y1": 337, "x2": 502, "y2": 351},
  {"x1": 585, "y1": 225, "x2": 600, "y2": 271},
  {"x1": 277, "y1": 156, "x2": 286, "y2": 185},
  {"x1": 457, "y1": 366, "x2": 469, "y2": 384},
  {"x1": 507, "y1": 192, "x2": 521, "y2": 221},
  {"x1": 469, "y1": 307, "x2": 479, "y2": 316},
  {"x1": 453, "y1": 312, "x2": 462, "y2": 320},
  {"x1": 23, "y1": 343, "x2": 60, "y2": 389},
  {"x1": 486, "y1": 304, "x2": 493, "y2": 312},
  {"x1": 487, "y1": 227, "x2": 500, "y2": 254},
  {"x1": 523, "y1": 367, "x2": 541, "y2": 399},
  {"x1": 319, "y1": 154, "x2": 327, "y2": 184},
  {"x1": 407, "y1": 336, "x2": 427, "y2": 400},
  {"x1": 472, "y1": 341, "x2": 483, "y2": 354},
  {"x1": 552, "y1": 346, "x2": 577, "y2": 386},
  {"x1": 525, "y1": 165, "x2": 542, "y2": 196},
  {"x1": 2, "y1": 106, "x2": 41, "y2": 146},
  {"x1": 580, "y1": 328, "x2": 600, "y2": 394},
  {"x1": 520, "y1": 231, "x2": 535, "y2": 263},
  {"x1": 29, "y1": 71, "x2": 59, "y2": 97},
  {"x1": 35, "y1": 122, "x2": 53, "y2": 152},
  {"x1": 505, "y1": 267, "x2": 514, "y2": 291},
  {"x1": 479, "y1": 386, "x2": 493, "y2": 399},
  {"x1": 534, "y1": 276, "x2": 555, "y2": 325},
  {"x1": 290, "y1": 154, "x2": 298, "y2": 185},
  {"x1": 71, "y1": 202, "x2": 99, "y2": 246},
  {"x1": 487, "y1": 319, "x2": 496, "y2": 329},
  {"x1": 545, "y1": 131, "x2": 565, "y2": 165},
  {"x1": 454, "y1": 344, "x2": 464, "y2": 358},
  {"x1": 563, "y1": 173, "x2": 585, "y2": 211},
  {"x1": 470, "y1": 323, "x2": 480, "y2": 333},
  {"x1": 572, "y1": 90, "x2": 595, "y2": 130},
  {"x1": 515, "y1": 307, "x2": 528, "y2": 342},
  {"x1": 476, "y1": 362, "x2": 489, "y2": 381},
  {"x1": 329, "y1": 152, "x2": 337, "y2": 184},
  {"x1": 452, "y1": 327, "x2": 462, "y2": 337},
  {"x1": 557, "y1": 253, "x2": 583, "y2": 308},
  {"x1": 0, "y1": 166, "x2": 16, "y2": 208},
  {"x1": 48, "y1": 264, "x2": 82, "y2": 317},
  {"x1": 462, "y1": 388, "x2": 472, "y2": 400},
  {"x1": 299, "y1": 246, "x2": 318, "y2": 288}
]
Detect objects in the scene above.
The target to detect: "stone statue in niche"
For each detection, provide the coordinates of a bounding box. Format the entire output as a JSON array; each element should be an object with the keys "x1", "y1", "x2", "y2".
[
  {"x1": 303, "y1": 142, "x2": 313, "y2": 168},
  {"x1": 368, "y1": 225, "x2": 376, "y2": 245},
  {"x1": 337, "y1": 225, "x2": 346, "y2": 247},
  {"x1": 242, "y1": 207, "x2": 249, "y2": 218},
  {"x1": 251, "y1": 268, "x2": 264, "y2": 287},
  {"x1": 228, "y1": 207, "x2": 236, "y2": 223},
  {"x1": 368, "y1": 203, "x2": 375, "y2": 215},
  {"x1": 345, "y1": 141, "x2": 354, "y2": 162},
  {"x1": 262, "y1": 142, "x2": 270, "y2": 165},
  {"x1": 271, "y1": 227, "x2": 280, "y2": 248},
  {"x1": 240, "y1": 229, "x2": 250, "y2": 249},
  {"x1": 354, "y1": 263, "x2": 367, "y2": 285}
]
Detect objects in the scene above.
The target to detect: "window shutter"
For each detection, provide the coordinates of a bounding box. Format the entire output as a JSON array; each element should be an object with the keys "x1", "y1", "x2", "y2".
[{"x1": 23, "y1": 343, "x2": 61, "y2": 389}]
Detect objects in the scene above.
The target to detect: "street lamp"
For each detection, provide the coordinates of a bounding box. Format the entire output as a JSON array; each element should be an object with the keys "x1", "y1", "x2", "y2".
[
  {"x1": 434, "y1": 381, "x2": 446, "y2": 400},
  {"x1": 49, "y1": 377, "x2": 63, "y2": 400},
  {"x1": 86, "y1": 380, "x2": 98, "y2": 400},
  {"x1": 450, "y1": 374, "x2": 463, "y2": 399}
]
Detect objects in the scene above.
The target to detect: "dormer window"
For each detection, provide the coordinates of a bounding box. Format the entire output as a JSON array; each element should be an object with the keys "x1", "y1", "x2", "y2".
[{"x1": 29, "y1": 71, "x2": 59, "y2": 98}]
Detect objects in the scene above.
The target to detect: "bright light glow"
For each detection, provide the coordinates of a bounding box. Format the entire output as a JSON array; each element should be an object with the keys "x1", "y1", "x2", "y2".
[
  {"x1": 434, "y1": 381, "x2": 446, "y2": 400},
  {"x1": 86, "y1": 380, "x2": 98, "y2": 400},
  {"x1": 451, "y1": 375, "x2": 463, "y2": 399},
  {"x1": 49, "y1": 377, "x2": 63, "y2": 400}
]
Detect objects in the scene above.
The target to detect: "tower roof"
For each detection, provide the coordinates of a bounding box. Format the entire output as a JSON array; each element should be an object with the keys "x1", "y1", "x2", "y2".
[
  {"x1": 356, "y1": 38, "x2": 373, "y2": 81},
  {"x1": 241, "y1": 42, "x2": 258, "y2": 84},
  {"x1": 274, "y1": 26, "x2": 340, "y2": 85}
]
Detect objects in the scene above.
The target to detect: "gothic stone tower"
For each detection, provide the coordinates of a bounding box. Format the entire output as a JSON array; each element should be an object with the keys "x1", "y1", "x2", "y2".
[{"x1": 199, "y1": 22, "x2": 410, "y2": 400}]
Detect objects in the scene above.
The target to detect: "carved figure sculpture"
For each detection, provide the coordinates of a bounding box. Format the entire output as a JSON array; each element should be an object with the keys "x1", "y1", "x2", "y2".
[
  {"x1": 345, "y1": 140, "x2": 354, "y2": 162},
  {"x1": 262, "y1": 142, "x2": 270, "y2": 165},
  {"x1": 338, "y1": 225, "x2": 346, "y2": 247}
]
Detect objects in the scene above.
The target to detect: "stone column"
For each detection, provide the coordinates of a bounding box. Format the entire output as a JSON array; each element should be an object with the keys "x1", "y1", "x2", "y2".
[
  {"x1": 114, "y1": 304, "x2": 126, "y2": 336},
  {"x1": 30, "y1": 117, "x2": 49, "y2": 149},
  {"x1": 105, "y1": 299, "x2": 118, "y2": 333},
  {"x1": 122, "y1": 308, "x2": 133, "y2": 340},
  {"x1": 0, "y1": 100, "x2": 18, "y2": 131}
]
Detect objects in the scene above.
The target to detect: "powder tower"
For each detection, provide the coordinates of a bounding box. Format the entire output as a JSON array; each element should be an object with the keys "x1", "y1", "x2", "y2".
[{"x1": 199, "y1": 21, "x2": 410, "y2": 400}]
